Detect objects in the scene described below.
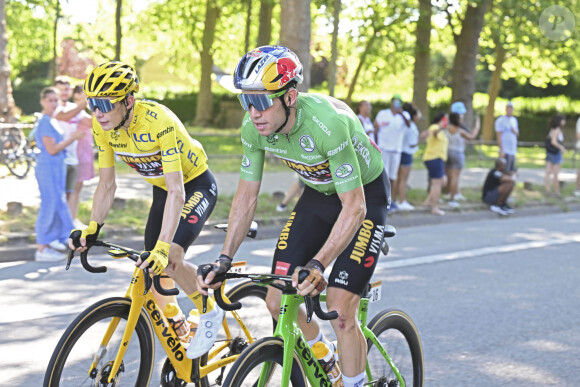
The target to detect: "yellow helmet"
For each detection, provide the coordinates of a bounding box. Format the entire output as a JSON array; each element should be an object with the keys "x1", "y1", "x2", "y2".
[{"x1": 84, "y1": 61, "x2": 139, "y2": 98}]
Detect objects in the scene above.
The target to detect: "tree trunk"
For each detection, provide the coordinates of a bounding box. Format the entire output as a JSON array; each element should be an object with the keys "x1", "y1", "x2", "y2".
[
  {"x1": 483, "y1": 41, "x2": 506, "y2": 141},
  {"x1": 279, "y1": 0, "x2": 311, "y2": 91},
  {"x1": 244, "y1": 0, "x2": 252, "y2": 53},
  {"x1": 450, "y1": 0, "x2": 490, "y2": 129},
  {"x1": 194, "y1": 0, "x2": 220, "y2": 127},
  {"x1": 345, "y1": 34, "x2": 376, "y2": 105},
  {"x1": 412, "y1": 0, "x2": 432, "y2": 130},
  {"x1": 256, "y1": 0, "x2": 274, "y2": 47},
  {"x1": 327, "y1": 0, "x2": 341, "y2": 97},
  {"x1": 0, "y1": 0, "x2": 15, "y2": 121},
  {"x1": 50, "y1": 0, "x2": 61, "y2": 81},
  {"x1": 115, "y1": 0, "x2": 122, "y2": 61}
]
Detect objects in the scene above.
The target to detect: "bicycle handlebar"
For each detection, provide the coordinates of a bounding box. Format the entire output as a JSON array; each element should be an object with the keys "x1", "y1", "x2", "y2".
[
  {"x1": 199, "y1": 267, "x2": 339, "y2": 321},
  {"x1": 66, "y1": 240, "x2": 179, "y2": 296}
]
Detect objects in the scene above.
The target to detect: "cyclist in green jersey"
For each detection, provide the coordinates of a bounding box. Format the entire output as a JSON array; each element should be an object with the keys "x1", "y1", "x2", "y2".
[{"x1": 198, "y1": 46, "x2": 390, "y2": 386}]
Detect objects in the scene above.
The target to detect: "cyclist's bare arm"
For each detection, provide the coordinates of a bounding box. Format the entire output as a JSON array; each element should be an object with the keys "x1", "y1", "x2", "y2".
[
  {"x1": 136, "y1": 171, "x2": 185, "y2": 269},
  {"x1": 197, "y1": 178, "x2": 261, "y2": 294},
  {"x1": 293, "y1": 186, "x2": 366, "y2": 295}
]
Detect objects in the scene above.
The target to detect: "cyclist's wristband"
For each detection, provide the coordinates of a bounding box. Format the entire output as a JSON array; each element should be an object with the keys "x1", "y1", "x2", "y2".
[{"x1": 306, "y1": 259, "x2": 325, "y2": 274}]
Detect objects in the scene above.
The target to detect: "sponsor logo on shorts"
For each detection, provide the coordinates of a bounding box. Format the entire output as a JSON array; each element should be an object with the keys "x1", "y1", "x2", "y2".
[
  {"x1": 350, "y1": 220, "x2": 385, "y2": 265},
  {"x1": 188, "y1": 215, "x2": 198, "y2": 224},
  {"x1": 274, "y1": 261, "x2": 291, "y2": 275},
  {"x1": 242, "y1": 155, "x2": 251, "y2": 168},
  {"x1": 334, "y1": 270, "x2": 349, "y2": 286},
  {"x1": 181, "y1": 191, "x2": 209, "y2": 220},
  {"x1": 277, "y1": 212, "x2": 295, "y2": 250}
]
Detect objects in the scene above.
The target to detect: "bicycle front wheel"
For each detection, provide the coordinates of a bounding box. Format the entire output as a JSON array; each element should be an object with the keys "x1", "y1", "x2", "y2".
[
  {"x1": 44, "y1": 297, "x2": 155, "y2": 387},
  {"x1": 366, "y1": 308, "x2": 424, "y2": 387},
  {"x1": 223, "y1": 337, "x2": 306, "y2": 387}
]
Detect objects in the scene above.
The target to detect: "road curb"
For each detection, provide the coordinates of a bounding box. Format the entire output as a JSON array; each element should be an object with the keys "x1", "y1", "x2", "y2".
[{"x1": 2, "y1": 202, "x2": 580, "y2": 264}]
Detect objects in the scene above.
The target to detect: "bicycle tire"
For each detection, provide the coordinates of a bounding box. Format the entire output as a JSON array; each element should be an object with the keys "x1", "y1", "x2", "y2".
[
  {"x1": 4, "y1": 152, "x2": 31, "y2": 178},
  {"x1": 366, "y1": 308, "x2": 424, "y2": 387},
  {"x1": 1, "y1": 131, "x2": 31, "y2": 178},
  {"x1": 223, "y1": 336, "x2": 307, "y2": 387},
  {"x1": 44, "y1": 297, "x2": 155, "y2": 387}
]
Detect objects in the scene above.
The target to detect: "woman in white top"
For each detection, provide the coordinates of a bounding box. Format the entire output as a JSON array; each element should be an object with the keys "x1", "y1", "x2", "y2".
[
  {"x1": 356, "y1": 100, "x2": 377, "y2": 143},
  {"x1": 445, "y1": 107, "x2": 480, "y2": 208},
  {"x1": 395, "y1": 103, "x2": 421, "y2": 211}
]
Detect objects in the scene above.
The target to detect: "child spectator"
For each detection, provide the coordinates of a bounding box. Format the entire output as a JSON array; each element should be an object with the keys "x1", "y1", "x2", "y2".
[{"x1": 420, "y1": 112, "x2": 448, "y2": 215}]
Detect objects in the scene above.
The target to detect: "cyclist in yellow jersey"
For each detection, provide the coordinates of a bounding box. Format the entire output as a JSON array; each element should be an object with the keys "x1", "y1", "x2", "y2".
[{"x1": 68, "y1": 61, "x2": 223, "y2": 359}]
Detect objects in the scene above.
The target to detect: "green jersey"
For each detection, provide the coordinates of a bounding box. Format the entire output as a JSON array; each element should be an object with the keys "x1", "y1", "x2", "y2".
[{"x1": 240, "y1": 93, "x2": 384, "y2": 195}]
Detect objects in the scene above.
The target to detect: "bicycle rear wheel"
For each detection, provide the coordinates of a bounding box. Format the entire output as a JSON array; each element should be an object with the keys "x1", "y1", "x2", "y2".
[
  {"x1": 1, "y1": 147, "x2": 31, "y2": 178},
  {"x1": 44, "y1": 297, "x2": 155, "y2": 387},
  {"x1": 366, "y1": 308, "x2": 424, "y2": 387},
  {"x1": 223, "y1": 337, "x2": 306, "y2": 387}
]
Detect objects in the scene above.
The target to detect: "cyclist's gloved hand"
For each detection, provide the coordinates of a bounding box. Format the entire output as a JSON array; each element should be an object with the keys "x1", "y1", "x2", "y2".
[
  {"x1": 198, "y1": 254, "x2": 233, "y2": 284},
  {"x1": 69, "y1": 221, "x2": 103, "y2": 249},
  {"x1": 138, "y1": 240, "x2": 170, "y2": 275},
  {"x1": 196, "y1": 254, "x2": 232, "y2": 295},
  {"x1": 292, "y1": 259, "x2": 327, "y2": 295}
]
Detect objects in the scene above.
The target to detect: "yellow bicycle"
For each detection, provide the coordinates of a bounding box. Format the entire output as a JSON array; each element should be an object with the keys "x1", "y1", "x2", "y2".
[{"x1": 44, "y1": 225, "x2": 273, "y2": 386}]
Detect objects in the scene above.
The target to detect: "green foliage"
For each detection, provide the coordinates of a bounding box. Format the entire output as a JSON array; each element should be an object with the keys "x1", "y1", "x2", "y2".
[{"x1": 6, "y1": 0, "x2": 54, "y2": 78}]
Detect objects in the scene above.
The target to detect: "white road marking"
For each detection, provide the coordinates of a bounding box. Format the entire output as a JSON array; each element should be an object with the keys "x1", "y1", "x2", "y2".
[{"x1": 381, "y1": 235, "x2": 580, "y2": 269}]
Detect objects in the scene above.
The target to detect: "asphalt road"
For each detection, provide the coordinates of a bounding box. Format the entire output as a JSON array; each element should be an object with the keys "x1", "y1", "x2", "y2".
[{"x1": 1, "y1": 212, "x2": 579, "y2": 386}]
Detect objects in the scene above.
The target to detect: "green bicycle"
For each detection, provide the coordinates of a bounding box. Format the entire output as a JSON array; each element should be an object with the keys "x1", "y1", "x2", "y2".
[{"x1": 203, "y1": 227, "x2": 424, "y2": 387}]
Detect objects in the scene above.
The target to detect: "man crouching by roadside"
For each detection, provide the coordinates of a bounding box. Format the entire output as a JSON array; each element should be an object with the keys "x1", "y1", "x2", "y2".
[{"x1": 482, "y1": 157, "x2": 516, "y2": 216}]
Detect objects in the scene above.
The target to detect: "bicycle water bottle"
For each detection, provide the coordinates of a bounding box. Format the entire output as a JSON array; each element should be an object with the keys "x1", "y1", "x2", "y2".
[
  {"x1": 164, "y1": 303, "x2": 191, "y2": 343},
  {"x1": 312, "y1": 342, "x2": 344, "y2": 386}
]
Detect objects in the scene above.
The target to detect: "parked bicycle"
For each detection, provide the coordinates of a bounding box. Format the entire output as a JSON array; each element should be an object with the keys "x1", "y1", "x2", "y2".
[
  {"x1": 0, "y1": 123, "x2": 36, "y2": 178},
  {"x1": 202, "y1": 225, "x2": 424, "y2": 387},
  {"x1": 44, "y1": 224, "x2": 274, "y2": 387}
]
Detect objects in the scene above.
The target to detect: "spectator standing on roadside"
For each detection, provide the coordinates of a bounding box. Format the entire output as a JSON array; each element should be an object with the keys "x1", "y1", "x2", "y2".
[
  {"x1": 420, "y1": 112, "x2": 448, "y2": 215},
  {"x1": 356, "y1": 100, "x2": 377, "y2": 142},
  {"x1": 495, "y1": 101, "x2": 519, "y2": 172},
  {"x1": 445, "y1": 102, "x2": 481, "y2": 208},
  {"x1": 53, "y1": 76, "x2": 89, "y2": 210},
  {"x1": 395, "y1": 103, "x2": 421, "y2": 211},
  {"x1": 276, "y1": 176, "x2": 305, "y2": 212},
  {"x1": 544, "y1": 114, "x2": 566, "y2": 197},
  {"x1": 575, "y1": 116, "x2": 580, "y2": 197},
  {"x1": 34, "y1": 87, "x2": 84, "y2": 261},
  {"x1": 375, "y1": 94, "x2": 409, "y2": 211},
  {"x1": 67, "y1": 85, "x2": 94, "y2": 228},
  {"x1": 482, "y1": 157, "x2": 516, "y2": 216}
]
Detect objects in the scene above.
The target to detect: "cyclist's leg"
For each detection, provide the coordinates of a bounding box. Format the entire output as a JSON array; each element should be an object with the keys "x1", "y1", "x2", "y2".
[
  {"x1": 327, "y1": 169, "x2": 389, "y2": 380},
  {"x1": 145, "y1": 170, "x2": 218, "y2": 308},
  {"x1": 163, "y1": 170, "x2": 218, "y2": 296},
  {"x1": 267, "y1": 186, "x2": 338, "y2": 340}
]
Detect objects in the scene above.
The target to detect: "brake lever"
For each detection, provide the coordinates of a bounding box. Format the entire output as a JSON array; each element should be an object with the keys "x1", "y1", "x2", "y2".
[
  {"x1": 304, "y1": 295, "x2": 314, "y2": 323},
  {"x1": 65, "y1": 249, "x2": 74, "y2": 270},
  {"x1": 143, "y1": 269, "x2": 153, "y2": 295}
]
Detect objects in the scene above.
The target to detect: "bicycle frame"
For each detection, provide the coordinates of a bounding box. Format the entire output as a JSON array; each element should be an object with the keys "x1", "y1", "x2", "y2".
[
  {"x1": 262, "y1": 292, "x2": 406, "y2": 387},
  {"x1": 94, "y1": 265, "x2": 254, "y2": 384}
]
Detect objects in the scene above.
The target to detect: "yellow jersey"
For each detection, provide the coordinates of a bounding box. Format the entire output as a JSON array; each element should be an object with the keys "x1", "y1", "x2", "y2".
[
  {"x1": 422, "y1": 124, "x2": 448, "y2": 162},
  {"x1": 92, "y1": 100, "x2": 208, "y2": 190}
]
